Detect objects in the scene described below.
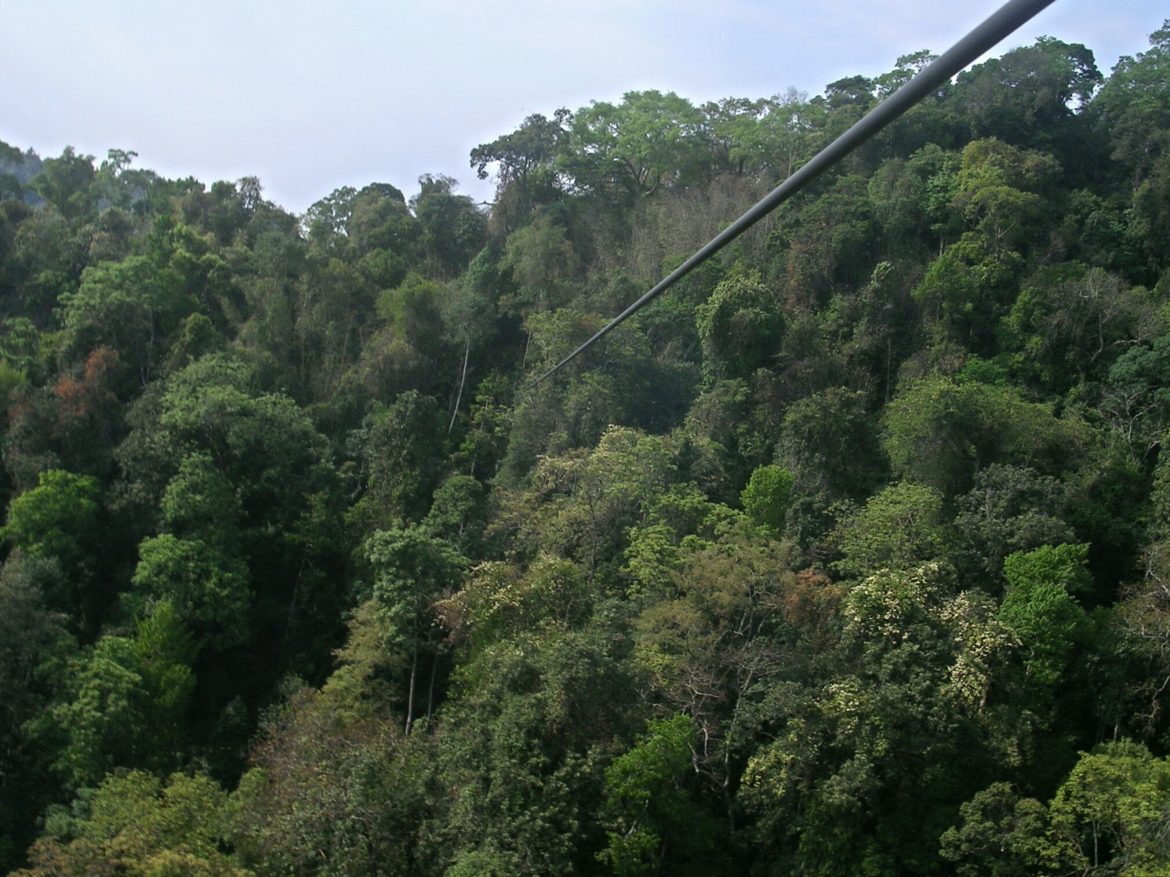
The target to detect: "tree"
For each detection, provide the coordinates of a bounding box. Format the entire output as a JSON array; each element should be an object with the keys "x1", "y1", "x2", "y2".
[
  {"x1": 131, "y1": 534, "x2": 250, "y2": 650},
  {"x1": 775, "y1": 387, "x2": 886, "y2": 503},
  {"x1": 913, "y1": 140, "x2": 1061, "y2": 350},
  {"x1": 411, "y1": 174, "x2": 488, "y2": 277},
  {"x1": 952, "y1": 464, "x2": 1075, "y2": 584},
  {"x1": 1100, "y1": 334, "x2": 1170, "y2": 464},
  {"x1": 1, "y1": 469, "x2": 100, "y2": 625},
  {"x1": 350, "y1": 389, "x2": 448, "y2": 528},
  {"x1": 563, "y1": 91, "x2": 705, "y2": 198},
  {"x1": 31, "y1": 147, "x2": 96, "y2": 222},
  {"x1": 128, "y1": 453, "x2": 251, "y2": 650},
  {"x1": 438, "y1": 554, "x2": 592, "y2": 656},
  {"x1": 431, "y1": 622, "x2": 638, "y2": 876},
  {"x1": 952, "y1": 38, "x2": 1101, "y2": 152},
  {"x1": 60, "y1": 255, "x2": 193, "y2": 386},
  {"x1": 233, "y1": 687, "x2": 432, "y2": 876},
  {"x1": 695, "y1": 270, "x2": 783, "y2": 380},
  {"x1": 696, "y1": 97, "x2": 768, "y2": 177},
  {"x1": 117, "y1": 354, "x2": 344, "y2": 683},
  {"x1": 999, "y1": 544, "x2": 1092, "y2": 693},
  {"x1": 471, "y1": 110, "x2": 570, "y2": 229},
  {"x1": 1045, "y1": 741, "x2": 1170, "y2": 875},
  {"x1": 423, "y1": 474, "x2": 487, "y2": 556},
  {"x1": 363, "y1": 526, "x2": 467, "y2": 733},
  {"x1": 34, "y1": 603, "x2": 195, "y2": 790},
  {"x1": 740, "y1": 465, "x2": 794, "y2": 537},
  {"x1": 2, "y1": 469, "x2": 99, "y2": 570},
  {"x1": 495, "y1": 426, "x2": 676, "y2": 577},
  {"x1": 939, "y1": 783, "x2": 1048, "y2": 877},
  {"x1": 598, "y1": 715, "x2": 721, "y2": 876},
  {"x1": 882, "y1": 375, "x2": 1092, "y2": 496},
  {"x1": 1091, "y1": 21, "x2": 1170, "y2": 186},
  {"x1": 832, "y1": 481, "x2": 951, "y2": 578},
  {"x1": 635, "y1": 518, "x2": 809, "y2": 824},
  {"x1": 770, "y1": 174, "x2": 878, "y2": 308},
  {"x1": 742, "y1": 562, "x2": 1016, "y2": 876},
  {"x1": 0, "y1": 554, "x2": 72, "y2": 872},
  {"x1": 499, "y1": 214, "x2": 577, "y2": 324},
  {"x1": 14, "y1": 769, "x2": 250, "y2": 877},
  {"x1": 1004, "y1": 265, "x2": 1158, "y2": 394}
]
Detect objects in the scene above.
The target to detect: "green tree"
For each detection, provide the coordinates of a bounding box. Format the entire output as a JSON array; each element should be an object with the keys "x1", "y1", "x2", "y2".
[
  {"x1": 599, "y1": 715, "x2": 720, "y2": 877},
  {"x1": 31, "y1": 147, "x2": 97, "y2": 222},
  {"x1": 563, "y1": 91, "x2": 705, "y2": 198},
  {"x1": 952, "y1": 38, "x2": 1101, "y2": 152},
  {"x1": 15, "y1": 769, "x2": 249, "y2": 877},
  {"x1": 35, "y1": 603, "x2": 196, "y2": 790},
  {"x1": 1101, "y1": 334, "x2": 1170, "y2": 464},
  {"x1": 1045, "y1": 741, "x2": 1170, "y2": 875},
  {"x1": 117, "y1": 354, "x2": 343, "y2": 682},
  {"x1": 131, "y1": 534, "x2": 250, "y2": 649},
  {"x1": 495, "y1": 426, "x2": 676, "y2": 577},
  {"x1": 438, "y1": 554, "x2": 592, "y2": 655},
  {"x1": 882, "y1": 375, "x2": 1092, "y2": 496},
  {"x1": 470, "y1": 110, "x2": 570, "y2": 230},
  {"x1": 233, "y1": 687, "x2": 432, "y2": 877},
  {"x1": 939, "y1": 782, "x2": 1048, "y2": 877},
  {"x1": 1, "y1": 469, "x2": 100, "y2": 625},
  {"x1": 742, "y1": 562, "x2": 1016, "y2": 876},
  {"x1": 2, "y1": 469, "x2": 99, "y2": 569},
  {"x1": 499, "y1": 214, "x2": 577, "y2": 324},
  {"x1": 411, "y1": 174, "x2": 488, "y2": 277},
  {"x1": 423, "y1": 474, "x2": 488, "y2": 556},
  {"x1": 740, "y1": 465, "x2": 794, "y2": 536},
  {"x1": 999, "y1": 544, "x2": 1092, "y2": 692},
  {"x1": 952, "y1": 464, "x2": 1075, "y2": 583},
  {"x1": 1091, "y1": 21, "x2": 1170, "y2": 186},
  {"x1": 432, "y1": 622, "x2": 637, "y2": 877},
  {"x1": 1004, "y1": 265, "x2": 1158, "y2": 394},
  {"x1": 363, "y1": 526, "x2": 467, "y2": 732},
  {"x1": 0, "y1": 554, "x2": 73, "y2": 871},
  {"x1": 695, "y1": 271, "x2": 783, "y2": 379},
  {"x1": 832, "y1": 481, "x2": 951, "y2": 578},
  {"x1": 350, "y1": 389, "x2": 448, "y2": 527},
  {"x1": 60, "y1": 255, "x2": 193, "y2": 386}
]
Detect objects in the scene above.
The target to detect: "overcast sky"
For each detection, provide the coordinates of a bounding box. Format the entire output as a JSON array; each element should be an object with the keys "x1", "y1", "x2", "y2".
[{"x1": 2, "y1": 1, "x2": 1165, "y2": 214}]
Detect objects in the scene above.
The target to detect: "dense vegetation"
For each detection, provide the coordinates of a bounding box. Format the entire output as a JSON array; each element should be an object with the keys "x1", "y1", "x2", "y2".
[{"x1": 2, "y1": 23, "x2": 1170, "y2": 876}]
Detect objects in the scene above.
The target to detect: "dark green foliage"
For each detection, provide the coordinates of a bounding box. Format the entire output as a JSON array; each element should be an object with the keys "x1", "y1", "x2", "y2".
[
  {"x1": 883, "y1": 375, "x2": 1092, "y2": 496},
  {"x1": 350, "y1": 390, "x2": 448, "y2": 527},
  {"x1": 695, "y1": 270, "x2": 783, "y2": 379},
  {"x1": 953, "y1": 464, "x2": 1075, "y2": 584},
  {"x1": 599, "y1": 715, "x2": 721, "y2": 876},
  {"x1": 4, "y1": 24, "x2": 1170, "y2": 876}
]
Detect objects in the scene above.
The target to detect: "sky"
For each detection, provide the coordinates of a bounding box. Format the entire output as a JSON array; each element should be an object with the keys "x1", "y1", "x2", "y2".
[{"x1": 2, "y1": 0, "x2": 1165, "y2": 214}]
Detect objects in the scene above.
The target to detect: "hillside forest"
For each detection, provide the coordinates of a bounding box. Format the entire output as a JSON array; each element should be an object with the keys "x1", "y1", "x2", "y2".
[{"x1": 2, "y1": 23, "x2": 1170, "y2": 877}]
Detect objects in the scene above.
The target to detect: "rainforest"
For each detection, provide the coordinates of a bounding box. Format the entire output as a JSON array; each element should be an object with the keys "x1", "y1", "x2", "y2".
[{"x1": 2, "y1": 22, "x2": 1170, "y2": 877}]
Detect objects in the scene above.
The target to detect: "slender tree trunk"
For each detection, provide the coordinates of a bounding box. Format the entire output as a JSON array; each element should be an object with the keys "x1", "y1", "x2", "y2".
[
  {"x1": 405, "y1": 646, "x2": 418, "y2": 735},
  {"x1": 280, "y1": 553, "x2": 308, "y2": 664},
  {"x1": 448, "y1": 338, "x2": 470, "y2": 436},
  {"x1": 426, "y1": 651, "x2": 439, "y2": 723}
]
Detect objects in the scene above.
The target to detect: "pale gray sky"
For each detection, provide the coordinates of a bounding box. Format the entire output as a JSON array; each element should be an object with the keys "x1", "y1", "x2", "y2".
[{"x1": 2, "y1": 0, "x2": 1165, "y2": 213}]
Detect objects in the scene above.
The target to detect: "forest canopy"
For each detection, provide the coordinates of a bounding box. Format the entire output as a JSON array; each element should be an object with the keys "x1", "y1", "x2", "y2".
[{"x1": 2, "y1": 22, "x2": 1170, "y2": 877}]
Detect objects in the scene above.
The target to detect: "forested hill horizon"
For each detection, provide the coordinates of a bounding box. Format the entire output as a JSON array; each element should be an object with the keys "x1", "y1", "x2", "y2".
[{"x1": 2, "y1": 22, "x2": 1170, "y2": 877}]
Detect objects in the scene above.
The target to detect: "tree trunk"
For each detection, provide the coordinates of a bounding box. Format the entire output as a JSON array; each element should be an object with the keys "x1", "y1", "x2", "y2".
[
  {"x1": 405, "y1": 647, "x2": 418, "y2": 735},
  {"x1": 448, "y1": 339, "x2": 470, "y2": 436},
  {"x1": 426, "y1": 650, "x2": 439, "y2": 723}
]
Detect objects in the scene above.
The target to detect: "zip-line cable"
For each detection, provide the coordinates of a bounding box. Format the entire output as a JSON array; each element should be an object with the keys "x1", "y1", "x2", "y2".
[{"x1": 534, "y1": 0, "x2": 1057, "y2": 384}]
